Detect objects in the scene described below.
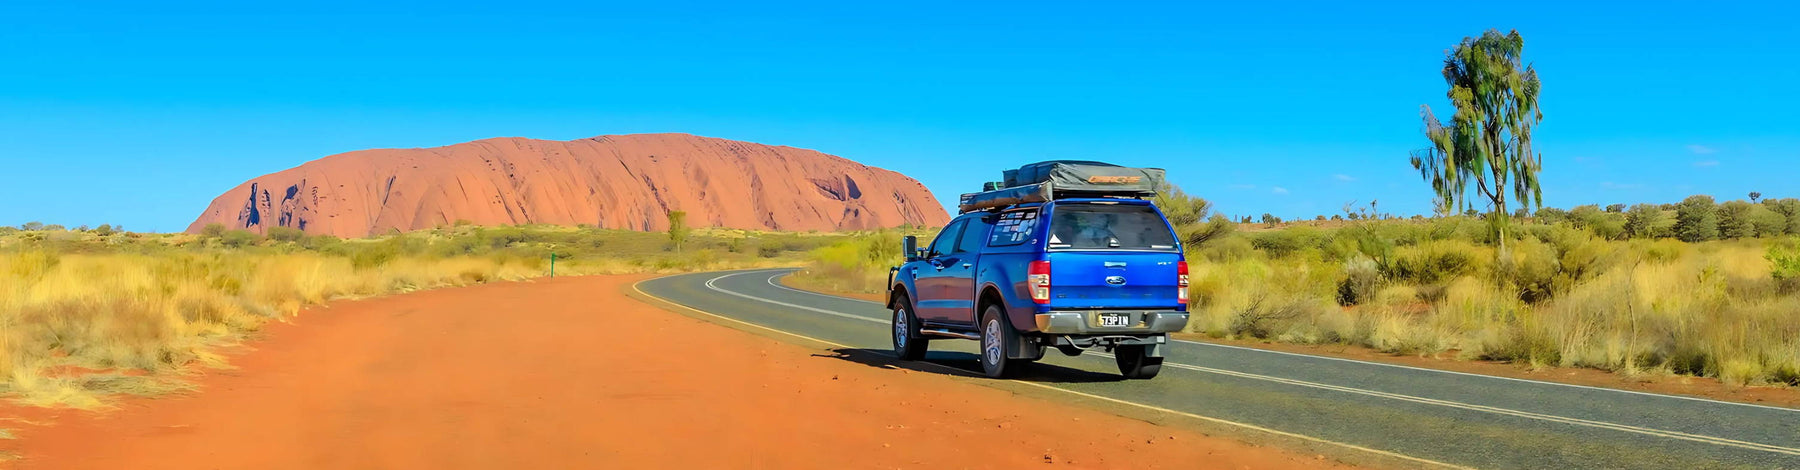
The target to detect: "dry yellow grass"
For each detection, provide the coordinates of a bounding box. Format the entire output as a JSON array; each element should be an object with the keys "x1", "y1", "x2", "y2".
[
  {"x1": 0, "y1": 225, "x2": 809, "y2": 408},
  {"x1": 0, "y1": 251, "x2": 546, "y2": 408},
  {"x1": 804, "y1": 220, "x2": 1800, "y2": 387},
  {"x1": 1180, "y1": 238, "x2": 1800, "y2": 386}
]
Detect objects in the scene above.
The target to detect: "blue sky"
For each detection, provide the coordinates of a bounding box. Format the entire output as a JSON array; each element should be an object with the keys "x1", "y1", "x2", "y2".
[{"x1": 2, "y1": 1, "x2": 1795, "y2": 231}]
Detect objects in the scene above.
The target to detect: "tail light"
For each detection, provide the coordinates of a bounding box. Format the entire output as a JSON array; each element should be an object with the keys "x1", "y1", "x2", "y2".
[
  {"x1": 1177, "y1": 260, "x2": 1189, "y2": 305},
  {"x1": 1028, "y1": 260, "x2": 1051, "y2": 304}
]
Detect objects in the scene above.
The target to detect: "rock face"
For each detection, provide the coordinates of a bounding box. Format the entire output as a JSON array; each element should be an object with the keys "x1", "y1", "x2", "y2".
[{"x1": 187, "y1": 133, "x2": 948, "y2": 237}]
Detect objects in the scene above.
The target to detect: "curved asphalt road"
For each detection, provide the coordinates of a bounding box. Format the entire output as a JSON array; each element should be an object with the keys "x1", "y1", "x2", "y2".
[{"x1": 637, "y1": 269, "x2": 1800, "y2": 470}]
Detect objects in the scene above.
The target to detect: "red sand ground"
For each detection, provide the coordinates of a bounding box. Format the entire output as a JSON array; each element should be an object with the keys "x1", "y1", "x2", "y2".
[{"x1": 1, "y1": 275, "x2": 1348, "y2": 469}]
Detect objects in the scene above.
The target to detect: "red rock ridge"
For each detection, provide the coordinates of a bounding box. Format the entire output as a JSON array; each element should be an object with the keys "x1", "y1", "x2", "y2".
[{"x1": 186, "y1": 133, "x2": 948, "y2": 237}]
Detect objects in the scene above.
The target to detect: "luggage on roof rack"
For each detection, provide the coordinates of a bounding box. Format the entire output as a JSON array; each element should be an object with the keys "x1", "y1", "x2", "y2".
[{"x1": 959, "y1": 161, "x2": 1166, "y2": 213}]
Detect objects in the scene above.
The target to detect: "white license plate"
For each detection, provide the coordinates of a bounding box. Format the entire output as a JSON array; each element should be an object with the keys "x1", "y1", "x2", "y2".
[{"x1": 1098, "y1": 313, "x2": 1132, "y2": 327}]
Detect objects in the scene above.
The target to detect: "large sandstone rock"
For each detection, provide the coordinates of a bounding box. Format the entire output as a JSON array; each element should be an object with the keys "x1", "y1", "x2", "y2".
[{"x1": 187, "y1": 133, "x2": 948, "y2": 237}]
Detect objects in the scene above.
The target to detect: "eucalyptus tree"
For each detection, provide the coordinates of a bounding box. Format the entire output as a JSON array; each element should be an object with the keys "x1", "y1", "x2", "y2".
[{"x1": 1411, "y1": 29, "x2": 1543, "y2": 252}]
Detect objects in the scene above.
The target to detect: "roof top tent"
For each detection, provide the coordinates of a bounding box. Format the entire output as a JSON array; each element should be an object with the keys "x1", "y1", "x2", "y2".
[{"x1": 959, "y1": 160, "x2": 1167, "y2": 213}]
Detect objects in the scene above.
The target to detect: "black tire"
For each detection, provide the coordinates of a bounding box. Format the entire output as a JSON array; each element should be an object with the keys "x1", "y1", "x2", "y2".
[
  {"x1": 1115, "y1": 344, "x2": 1163, "y2": 379},
  {"x1": 979, "y1": 305, "x2": 1022, "y2": 378},
  {"x1": 891, "y1": 294, "x2": 929, "y2": 361}
]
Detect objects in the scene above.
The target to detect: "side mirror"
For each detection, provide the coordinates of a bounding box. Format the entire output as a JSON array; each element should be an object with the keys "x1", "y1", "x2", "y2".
[{"x1": 903, "y1": 235, "x2": 920, "y2": 262}]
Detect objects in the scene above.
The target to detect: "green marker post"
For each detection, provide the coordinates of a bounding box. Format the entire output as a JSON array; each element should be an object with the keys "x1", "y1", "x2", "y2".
[{"x1": 550, "y1": 253, "x2": 556, "y2": 278}]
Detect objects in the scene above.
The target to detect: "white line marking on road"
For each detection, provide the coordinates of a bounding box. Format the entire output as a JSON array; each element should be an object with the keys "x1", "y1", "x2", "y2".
[
  {"x1": 704, "y1": 274, "x2": 884, "y2": 325},
  {"x1": 633, "y1": 274, "x2": 1474, "y2": 470},
  {"x1": 710, "y1": 269, "x2": 1800, "y2": 457},
  {"x1": 745, "y1": 268, "x2": 1800, "y2": 414}
]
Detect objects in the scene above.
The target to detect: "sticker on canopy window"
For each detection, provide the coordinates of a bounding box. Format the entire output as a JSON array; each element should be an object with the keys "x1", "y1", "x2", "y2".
[{"x1": 987, "y1": 211, "x2": 1040, "y2": 247}]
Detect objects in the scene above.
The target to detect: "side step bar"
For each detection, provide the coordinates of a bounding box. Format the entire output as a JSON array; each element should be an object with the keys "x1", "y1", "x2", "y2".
[{"x1": 920, "y1": 328, "x2": 980, "y2": 340}]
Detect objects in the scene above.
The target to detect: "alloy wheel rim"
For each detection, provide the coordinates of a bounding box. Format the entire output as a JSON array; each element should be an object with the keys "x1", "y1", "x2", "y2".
[
  {"x1": 894, "y1": 309, "x2": 908, "y2": 348},
  {"x1": 983, "y1": 319, "x2": 1001, "y2": 367}
]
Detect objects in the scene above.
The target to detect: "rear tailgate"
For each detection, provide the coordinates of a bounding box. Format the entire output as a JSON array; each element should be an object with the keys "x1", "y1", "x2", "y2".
[{"x1": 1045, "y1": 251, "x2": 1182, "y2": 310}]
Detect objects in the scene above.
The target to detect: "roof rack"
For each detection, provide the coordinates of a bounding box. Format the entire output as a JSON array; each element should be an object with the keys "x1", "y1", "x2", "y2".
[{"x1": 958, "y1": 161, "x2": 1165, "y2": 213}]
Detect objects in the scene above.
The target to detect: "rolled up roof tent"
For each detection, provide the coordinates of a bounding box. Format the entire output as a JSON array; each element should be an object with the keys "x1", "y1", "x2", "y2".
[{"x1": 958, "y1": 160, "x2": 1167, "y2": 213}]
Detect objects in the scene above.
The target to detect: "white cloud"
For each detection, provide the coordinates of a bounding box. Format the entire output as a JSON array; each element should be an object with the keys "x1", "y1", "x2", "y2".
[
  {"x1": 1271, "y1": 186, "x2": 1290, "y2": 195},
  {"x1": 1687, "y1": 144, "x2": 1716, "y2": 155},
  {"x1": 1694, "y1": 160, "x2": 1720, "y2": 168},
  {"x1": 1333, "y1": 174, "x2": 1356, "y2": 182}
]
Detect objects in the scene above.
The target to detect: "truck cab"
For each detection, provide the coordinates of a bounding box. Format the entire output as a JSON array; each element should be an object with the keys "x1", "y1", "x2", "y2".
[{"x1": 887, "y1": 196, "x2": 1190, "y2": 379}]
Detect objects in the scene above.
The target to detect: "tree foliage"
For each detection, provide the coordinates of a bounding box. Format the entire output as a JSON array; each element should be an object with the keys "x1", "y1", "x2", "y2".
[
  {"x1": 1154, "y1": 187, "x2": 1233, "y2": 248},
  {"x1": 1411, "y1": 29, "x2": 1544, "y2": 246},
  {"x1": 1624, "y1": 204, "x2": 1671, "y2": 239},
  {"x1": 1718, "y1": 200, "x2": 1757, "y2": 240},
  {"x1": 1675, "y1": 195, "x2": 1720, "y2": 242},
  {"x1": 666, "y1": 210, "x2": 690, "y2": 252}
]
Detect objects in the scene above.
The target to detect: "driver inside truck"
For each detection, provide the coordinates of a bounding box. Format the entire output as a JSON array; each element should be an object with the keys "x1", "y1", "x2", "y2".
[{"x1": 1054, "y1": 210, "x2": 1119, "y2": 248}]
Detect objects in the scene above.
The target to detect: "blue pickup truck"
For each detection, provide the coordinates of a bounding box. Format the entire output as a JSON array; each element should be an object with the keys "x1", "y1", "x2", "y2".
[{"x1": 886, "y1": 161, "x2": 1190, "y2": 379}]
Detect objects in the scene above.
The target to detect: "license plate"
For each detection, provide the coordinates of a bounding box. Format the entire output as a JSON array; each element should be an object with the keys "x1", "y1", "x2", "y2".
[{"x1": 1098, "y1": 313, "x2": 1132, "y2": 327}]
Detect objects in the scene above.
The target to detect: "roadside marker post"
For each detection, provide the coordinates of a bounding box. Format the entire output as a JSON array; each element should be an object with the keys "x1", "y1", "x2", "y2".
[{"x1": 551, "y1": 253, "x2": 556, "y2": 278}]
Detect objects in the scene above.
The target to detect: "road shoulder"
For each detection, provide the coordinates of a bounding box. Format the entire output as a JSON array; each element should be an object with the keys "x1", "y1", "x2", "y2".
[
  {"x1": 2, "y1": 274, "x2": 1357, "y2": 470},
  {"x1": 776, "y1": 271, "x2": 1800, "y2": 410}
]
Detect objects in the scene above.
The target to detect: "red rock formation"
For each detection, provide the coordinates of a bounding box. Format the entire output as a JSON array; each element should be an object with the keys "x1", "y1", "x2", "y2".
[{"x1": 187, "y1": 133, "x2": 948, "y2": 237}]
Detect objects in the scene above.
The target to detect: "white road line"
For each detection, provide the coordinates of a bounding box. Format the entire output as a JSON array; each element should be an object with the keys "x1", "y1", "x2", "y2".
[
  {"x1": 634, "y1": 274, "x2": 1474, "y2": 470},
  {"x1": 703, "y1": 274, "x2": 884, "y2": 325},
  {"x1": 710, "y1": 270, "x2": 1800, "y2": 458},
  {"x1": 1171, "y1": 340, "x2": 1800, "y2": 415},
  {"x1": 742, "y1": 268, "x2": 1800, "y2": 415}
]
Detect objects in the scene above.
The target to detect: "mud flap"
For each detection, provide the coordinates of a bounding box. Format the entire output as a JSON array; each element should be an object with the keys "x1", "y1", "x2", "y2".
[
  {"x1": 1009, "y1": 334, "x2": 1046, "y2": 361},
  {"x1": 1144, "y1": 341, "x2": 1164, "y2": 358}
]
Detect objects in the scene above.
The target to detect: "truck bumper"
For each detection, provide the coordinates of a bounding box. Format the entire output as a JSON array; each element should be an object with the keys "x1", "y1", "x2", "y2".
[{"x1": 1032, "y1": 310, "x2": 1189, "y2": 335}]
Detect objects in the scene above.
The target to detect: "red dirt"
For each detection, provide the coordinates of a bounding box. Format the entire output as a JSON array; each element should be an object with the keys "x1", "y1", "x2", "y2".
[
  {"x1": 186, "y1": 133, "x2": 949, "y2": 237},
  {"x1": 1, "y1": 275, "x2": 1349, "y2": 469}
]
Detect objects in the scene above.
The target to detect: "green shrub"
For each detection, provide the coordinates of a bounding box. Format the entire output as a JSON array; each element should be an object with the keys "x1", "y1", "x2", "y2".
[
  {"x1": 267, "y1": 226, "x2": 307, "y2": 243},
  {"x1": 1718, "y1": 200, "x2": 1757, "y2": 239},
  {"x1": 350, "y1": 243, "x2": 400, "y2": 270},
  {"x1": 1569, "y1": 205, "x2": 1626, "y2": 240},
  {"x1": 1201, "y1": 235, "x2": 1256, "y2": 263},
  {"x1": 1749, "y1": 204, "x2": 1787, "y2": 238},
  {"x1": 1623, "y1": 204, "x2": 1672, "y2": 239},
  {"x1": 1229, "y1": 294, "x2": 1317, "y2": 339},
  {"x1": 1675, "y1": 195, "x2": 1720, "y2": 242},
  {"x1": 1770, "y1": 238, "x2": 1800, "y2": 292},
  {"x1": 1766, "y1": 198, "x2": 1800, "y2": 235},
  {"x1": 1250, "y1": 227, "x2": 1321, "y2": 259},
  {"x1": 220, "y1": 230, "x2": 260, "y2": 248},
  {"x1": 1425, "y1": 216, "x2": 1492, "y2": 244},
  {"x1": 1336, "y1": 256, "x2": 1382, "y2": 306},
  {"x1": 1386, "y1": 240, "x2": 1483, "y2": 285},
  {"x1": 1534, "y1": 207, "x2": 1569, "y2": 225}
]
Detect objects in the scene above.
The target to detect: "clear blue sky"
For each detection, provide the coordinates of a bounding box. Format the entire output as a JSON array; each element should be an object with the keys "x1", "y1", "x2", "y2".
[{"x1": 3, "y1": 1, "x2": 1795, "y2": 231}]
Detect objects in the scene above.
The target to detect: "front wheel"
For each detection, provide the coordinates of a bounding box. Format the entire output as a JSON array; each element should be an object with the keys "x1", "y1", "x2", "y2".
[
  {"x1": 891, "y1": 295, "x2": 928, "y2": 360},
  {"x1": 979, "y1": 305, "x2": 1023, "y2": 378},
  {"x1": 1115, "y1": 344, "x2": 1163, "y2": 379}
]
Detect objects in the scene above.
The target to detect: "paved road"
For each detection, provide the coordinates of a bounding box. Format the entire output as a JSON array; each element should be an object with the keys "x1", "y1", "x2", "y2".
[{"x1": 636, "y1": 269, "x2": 1800, "y2": 470}]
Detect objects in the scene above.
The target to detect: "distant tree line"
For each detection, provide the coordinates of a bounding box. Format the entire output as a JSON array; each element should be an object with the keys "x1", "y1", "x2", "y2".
[{"x1": 1530, "y1": 194, "x2": 1800, "y2": 241}]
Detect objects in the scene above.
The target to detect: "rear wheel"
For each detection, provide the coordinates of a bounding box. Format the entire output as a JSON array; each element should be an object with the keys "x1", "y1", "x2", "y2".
[
  {"x1": 979, "y1": 305, "x2": 1022, "y2": 378},
  {"x1": 891, "y1": 295, "x2": 928, "y2": 360},
  {"x1": 1115, "y1": 344, "x2": 1163, "y2": 379}
]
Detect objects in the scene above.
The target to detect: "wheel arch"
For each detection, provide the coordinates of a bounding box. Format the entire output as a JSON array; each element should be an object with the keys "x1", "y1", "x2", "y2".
[{"x1": 887, "y1": 284, "x2": 912, "y2": 311}]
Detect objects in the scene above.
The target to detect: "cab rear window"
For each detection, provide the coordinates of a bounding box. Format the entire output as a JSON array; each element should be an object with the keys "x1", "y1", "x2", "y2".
[{"x1": 1047, "y1": 204, "x2": 1178, "y2": 251}]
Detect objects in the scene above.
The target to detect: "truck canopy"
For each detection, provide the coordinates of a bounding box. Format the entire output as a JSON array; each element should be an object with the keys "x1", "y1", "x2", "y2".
[{"x1": 959, "y1": 161, "x2": 1167, "y2": 213}]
